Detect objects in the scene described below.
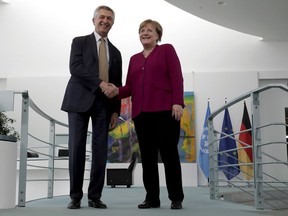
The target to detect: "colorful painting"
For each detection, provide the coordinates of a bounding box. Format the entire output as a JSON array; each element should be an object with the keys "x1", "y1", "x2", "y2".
[
  {"x1": 179, "y1": 92, "x2": 196, "y2": 162},
  {"x1": 107, "y1": 91, "x2": 195, "y2": 163}
]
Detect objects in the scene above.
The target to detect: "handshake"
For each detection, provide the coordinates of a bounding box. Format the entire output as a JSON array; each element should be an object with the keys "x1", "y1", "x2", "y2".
[{"x1": 100, "y1": 82, "x2": 119, "y2": 98}]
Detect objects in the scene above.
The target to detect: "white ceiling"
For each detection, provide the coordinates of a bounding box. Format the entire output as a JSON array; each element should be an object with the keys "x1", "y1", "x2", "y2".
[
  {"x1": 0, "y1": 0, "x2": 10, "y2": 3},
  {"x1": 165, "y1": 0, "x2": 288, "y2": 41}
]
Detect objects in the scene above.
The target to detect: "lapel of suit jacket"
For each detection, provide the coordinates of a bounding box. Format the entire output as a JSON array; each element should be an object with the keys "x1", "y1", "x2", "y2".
[
  {"x1": 88, "y1": 33, "x2": 98, "y2": 61},
  {"x1": 107, "y1": 39, "x2": 113, "y2": 71}
]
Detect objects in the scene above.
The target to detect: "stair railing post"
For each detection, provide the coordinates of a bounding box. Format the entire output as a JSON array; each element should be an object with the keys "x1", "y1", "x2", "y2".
[
  {"x1": 47, "y1": 120, "x2": 56, "y2": 198},
  {"x1": 251, "y1": 91, "x2": 264, "y2": 209},
  {"x1": 18, "y1": 91, "x2": 29, "y2": 207},
  {"x1": 208, "y1": 118, "x2": 219, "y2": 199}
]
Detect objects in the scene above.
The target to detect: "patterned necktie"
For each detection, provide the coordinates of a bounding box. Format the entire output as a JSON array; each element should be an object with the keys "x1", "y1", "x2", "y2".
[{"x1": 99, "y1": 38, "x2": 109, "y2": 82}]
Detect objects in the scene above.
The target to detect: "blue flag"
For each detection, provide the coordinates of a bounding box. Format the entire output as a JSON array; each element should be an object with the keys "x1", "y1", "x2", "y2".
[
  {"x1": 218, "y1": 108, "x2": 240, "y2": 180},
  {"x1": 198, "y1": 101, "x2": 211, "y2": 178}
]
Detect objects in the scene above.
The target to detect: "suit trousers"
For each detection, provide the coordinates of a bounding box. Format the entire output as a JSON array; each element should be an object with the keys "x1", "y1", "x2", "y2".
[
  {"x1": 133, "y1": 111, "x2": 184, "y2": 203},
  {"x1": 68, "y1": 97, "x2": 108, "y2": 201}
]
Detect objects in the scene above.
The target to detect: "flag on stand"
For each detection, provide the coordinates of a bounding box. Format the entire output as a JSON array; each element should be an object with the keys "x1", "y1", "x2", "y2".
[
  {"x1": 198, "y1": 101, "x2": 211, "y2": 179},
  {"x1": 218, "y1": 108, "x2": 240, "y2": 180},
  {"x1": 237, "y1": 101, "x2": 253, "y2": 180}
]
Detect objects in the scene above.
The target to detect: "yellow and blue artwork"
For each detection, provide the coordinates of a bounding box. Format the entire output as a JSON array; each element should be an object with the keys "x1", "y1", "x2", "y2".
[{"x1": 107, "y1": 91, "x2": 195, "y2": 163}]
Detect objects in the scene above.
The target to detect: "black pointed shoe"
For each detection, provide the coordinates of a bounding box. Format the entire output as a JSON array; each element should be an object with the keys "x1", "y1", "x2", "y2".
[
  {"x1": 138, "y1": 200, "x2": 160, "y2": 209},
  {"x1": 88, "y1": 199, "x2": 107, "y2": 209},
  {"x1": 171, "y1": 201, "x2": 182, "y2": 209},
  {"x1": 67, "y1": 199, "x2": 81, "y2": 209}
]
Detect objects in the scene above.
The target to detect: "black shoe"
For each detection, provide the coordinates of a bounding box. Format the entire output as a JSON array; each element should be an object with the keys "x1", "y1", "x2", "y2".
[
  {"x1": 138, "y1": 200, "x2": 160, "y2": 209},
  {"x1": 171, "y1": 201, "x2": 182, "y2": 209},
  {"x1": 88, "y1": 199, "x2": 107, "y2": 209},
  {"x1": 67, "y1": 199, "x2": 80, "y2": 209}
]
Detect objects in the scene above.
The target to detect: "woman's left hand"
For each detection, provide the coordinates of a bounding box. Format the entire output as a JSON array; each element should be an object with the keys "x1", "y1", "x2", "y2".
[
  {"x1": 172, "y1": 104, "x2": 183, "y2": 121},
  {"x1": 109, "y1": 113, "x2": 119, "y2": 131}
]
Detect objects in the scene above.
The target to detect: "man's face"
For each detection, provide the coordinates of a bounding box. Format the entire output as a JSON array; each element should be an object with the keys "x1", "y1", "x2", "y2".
[{"x1": 93, "y1": 9, "x2": 114, "y2": 37}]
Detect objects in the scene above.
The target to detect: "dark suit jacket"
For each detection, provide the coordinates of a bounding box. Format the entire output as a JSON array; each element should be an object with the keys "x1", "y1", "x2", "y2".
[{"x1": 61, "y1": 33, "x2": 122, "y2": 117}]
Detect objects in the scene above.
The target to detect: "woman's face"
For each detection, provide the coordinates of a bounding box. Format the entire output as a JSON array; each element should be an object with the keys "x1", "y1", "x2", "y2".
[{"x1": 139, "y1": 23, "x2": 159, "y2": 47}]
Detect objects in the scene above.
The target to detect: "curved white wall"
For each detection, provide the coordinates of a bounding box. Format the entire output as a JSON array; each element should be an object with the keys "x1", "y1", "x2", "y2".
[{"x1": 1, "y1": 0, "x2": 288, "y2": 79}]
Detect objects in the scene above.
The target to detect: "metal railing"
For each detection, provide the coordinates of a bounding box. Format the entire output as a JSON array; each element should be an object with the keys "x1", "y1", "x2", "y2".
[
  {"x1": 1, "y1": 84, "x2": 288, "y2": 209},
  {"x1": 17, "y1": 91, "x2": 77, "y2": 206},
  {"x1": 208, "y1": 84, "x2": 288, "y2": 210},
  {"x1": 0, "y1": 90, "x2": 92, "y2": 207}
]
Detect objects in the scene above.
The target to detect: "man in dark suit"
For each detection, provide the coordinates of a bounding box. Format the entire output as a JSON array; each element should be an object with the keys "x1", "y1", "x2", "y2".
[{"x1": 61, "y1": 5, "x2": 122, "y2": 209}]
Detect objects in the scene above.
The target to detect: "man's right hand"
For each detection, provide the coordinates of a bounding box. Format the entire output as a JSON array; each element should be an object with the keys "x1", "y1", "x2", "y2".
[{"x1": 100, "y1": 82, "x2": 119, "y2": 98}]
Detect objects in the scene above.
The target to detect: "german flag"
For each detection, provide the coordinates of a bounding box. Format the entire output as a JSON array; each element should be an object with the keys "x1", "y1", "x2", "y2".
[{"x1": 238, "y1": 101, "x2": 253, "y2": 180}]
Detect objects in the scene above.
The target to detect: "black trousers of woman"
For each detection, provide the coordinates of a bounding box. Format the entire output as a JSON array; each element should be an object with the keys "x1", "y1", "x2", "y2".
[{"x1": 133, "y1": 111, "x2": 184, "y2": 204}]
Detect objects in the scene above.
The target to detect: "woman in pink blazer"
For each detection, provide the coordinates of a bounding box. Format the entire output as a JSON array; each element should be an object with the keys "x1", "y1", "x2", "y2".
[{"x1": 106, "y1": 19, "x2": 184, "y2": 210}]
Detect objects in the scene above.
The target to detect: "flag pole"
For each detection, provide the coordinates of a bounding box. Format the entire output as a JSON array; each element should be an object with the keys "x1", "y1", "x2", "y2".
[{"x1": 207, "y1": 98, "x2": 210, "y2": 184}]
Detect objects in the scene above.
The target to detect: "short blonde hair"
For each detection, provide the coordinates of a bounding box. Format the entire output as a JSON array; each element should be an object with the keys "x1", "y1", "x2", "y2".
[{"x1": 138, "y1": 19, "x2": 163, "y2": 42}]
